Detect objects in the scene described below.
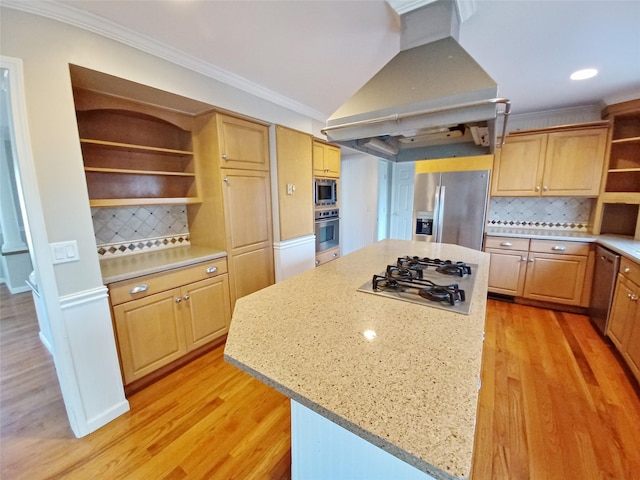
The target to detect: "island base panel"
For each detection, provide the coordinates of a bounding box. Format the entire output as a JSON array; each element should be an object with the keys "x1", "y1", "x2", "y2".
[{"x1": 291, "y1": 400, "x2": 437, "y2": 480}]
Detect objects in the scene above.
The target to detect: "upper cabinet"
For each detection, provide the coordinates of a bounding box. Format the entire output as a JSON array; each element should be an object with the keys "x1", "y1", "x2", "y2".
[
  {"x1": 592, "y1": 99, "x2": 640, "y2": 240},
  {"x1": 73, "y1": 88, "x2": 199, "y2": 207},
  {"x1": 217, "y1": 114, "x2": 270, "y2": 171},
  {"x1": 313, "y1": 140, "x2": 340, "y2": 178},
  {"x1": 491, "y1": 124, "x2": 608, "y2": 197}
]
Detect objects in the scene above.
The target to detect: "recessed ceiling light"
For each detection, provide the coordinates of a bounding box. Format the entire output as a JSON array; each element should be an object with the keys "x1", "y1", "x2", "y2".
[{"x1": 570, "y1": 68, "x2": 598, "y2": 80}]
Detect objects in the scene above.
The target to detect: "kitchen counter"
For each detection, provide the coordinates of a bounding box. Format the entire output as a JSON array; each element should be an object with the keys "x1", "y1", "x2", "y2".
[
  {"x1": 485, "y1": 227, "x2": 640, "y2": 263},
  {"x1": 99, "y1": 246, "x2": 227, "y2": 284},
  {"x1": 224, "y1": 239, "x2": 490, "y2": 480}
]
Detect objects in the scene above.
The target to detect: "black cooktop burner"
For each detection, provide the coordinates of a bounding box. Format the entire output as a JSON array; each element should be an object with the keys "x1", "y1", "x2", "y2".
[
  {"x1": 396, "y1": 256, "x2": 472, "y2": 277},
  {"x1": 372, "y1": 274, "x2": 465, "y2": 306}
]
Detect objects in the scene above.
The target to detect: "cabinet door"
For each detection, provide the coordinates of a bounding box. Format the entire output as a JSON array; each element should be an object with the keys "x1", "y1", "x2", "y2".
[
  {"x1": 113, "y1": 288, "x2": 187, "y2": 384},
  {"x1": 607, "y1": 275, "x2": 637, "y2": 350},
  {"x1": 624, "y1": 303, "x2": 640, "y2": 384},
  {"x1": 182, "y1": 275, "x2": 231, "y2": 351},
  {"x1": 222, "y1": 169, "x2": 274, "y2": 306},
  {"x1": 313, "y1": 141, "x2": 326, "y2": 176},
  {"x1": 491, "y1": 134, "x2": 547, "y2": 196},
  {"x1": 217, "y1": 114, "x2": 269, "y2": 171},
  {"x1": 486, "y1": 248, "x2": 528, "y2": 296},
  {"x1": 222, "y1": 169, "x2": 273, "y2": 252},
  {"x1": 325, "y1": 145, "x2": 341, "y2": 178},
  {"x1": 542, "y1": 128, "x2": 607, "y2": 196},
  {"x1": 523, "y1": 253, "x2": 588, "y2": 305},
  {"x1": 276, "y1": 126, "x2": 314, "y2": 240}
]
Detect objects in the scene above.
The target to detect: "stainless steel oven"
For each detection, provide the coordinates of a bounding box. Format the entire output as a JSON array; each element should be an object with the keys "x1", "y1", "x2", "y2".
[{"x1": 315, "y1": 209, "x2": 339, "y2": 253}]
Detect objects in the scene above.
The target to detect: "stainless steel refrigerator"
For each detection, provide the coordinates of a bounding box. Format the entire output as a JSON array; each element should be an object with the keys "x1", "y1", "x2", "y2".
[{"x1": 413, "y1": 170, "x2": 490, "y2": 251}]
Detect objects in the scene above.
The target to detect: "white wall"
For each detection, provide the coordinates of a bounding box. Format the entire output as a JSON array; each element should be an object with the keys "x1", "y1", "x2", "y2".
[{"x1": 341, "y1": 153, "x2": 379, "y2": 255}]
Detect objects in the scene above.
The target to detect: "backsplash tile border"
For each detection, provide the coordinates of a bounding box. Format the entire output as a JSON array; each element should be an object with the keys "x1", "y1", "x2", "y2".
[
  {"x1": 97, "y1": 234, "x2": 191, "y2": 257},
  {"x1": 487, "y1": 197, "x2": 594, "y2": 232}
]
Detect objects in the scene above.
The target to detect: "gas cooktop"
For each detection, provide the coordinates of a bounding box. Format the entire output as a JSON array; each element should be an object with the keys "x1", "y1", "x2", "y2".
[{"x1": 357, "y1": 256, "x2": 477, "y2": 315}]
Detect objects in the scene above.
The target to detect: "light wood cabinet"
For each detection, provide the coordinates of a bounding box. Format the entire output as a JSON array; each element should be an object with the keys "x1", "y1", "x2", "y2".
[
  {"x1": 109, "y1": 258, "x2": 231, "y2": 385},
  {"x1": 72, "y1": 87, "x2": 200, "y2": 208},
  {"x1": 217, "y1": 114, "x2": 270, "y2": 171},
  {"x1": 221, "y1": 168, "x2": 274, "y2": 307},
  {"x1": 492, "y1": 124, "x2": 608, "y2": 197},
  {"x1": 592, "y1": 99, "x2": 640, "y2": 240},
  {"x1": 486, "y1": 236, "x2": 593, "y2": 307},
  {"x1": 276, "y1": 126, "x2": 314, "y2": 241},
  {"x1": 607, "y1": 257, "x2": 640, "y2": 384},
  {"x1": 313, "y1": 140, "x2": 341, "y2": 178}
]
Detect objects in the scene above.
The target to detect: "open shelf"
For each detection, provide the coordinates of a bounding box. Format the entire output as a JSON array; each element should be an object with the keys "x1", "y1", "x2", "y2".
[
  {"x1": 89, "y1": 197, "x2": 201, "y2": 208},
  {"x1": 84, "y1": 167, "x2": 196, "y2": 177},
  {"x1": 80, "y1": 138, "x2": 193, "y2": 156}
]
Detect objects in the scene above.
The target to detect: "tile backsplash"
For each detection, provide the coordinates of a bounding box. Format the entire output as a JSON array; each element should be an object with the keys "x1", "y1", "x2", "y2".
[
  {"x1": 91, "y1": 205, "x2": 190, "y2": 257},
  {"x1": 487, "y1": 197, "x2": 594, "y2": 231}
]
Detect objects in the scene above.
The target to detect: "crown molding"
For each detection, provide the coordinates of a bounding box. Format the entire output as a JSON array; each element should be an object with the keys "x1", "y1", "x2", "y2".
[{"x1": 2, "y1": 0, "x2": 327, "y2": 122}]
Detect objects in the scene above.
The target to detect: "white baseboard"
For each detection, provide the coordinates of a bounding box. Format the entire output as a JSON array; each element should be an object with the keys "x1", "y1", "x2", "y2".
[
  {"x1": 39, "y1": 330, "x2": 54, "y2": 355},
  {"x1": 7, "y1": 284, "x2": 30, "y2": 294}
]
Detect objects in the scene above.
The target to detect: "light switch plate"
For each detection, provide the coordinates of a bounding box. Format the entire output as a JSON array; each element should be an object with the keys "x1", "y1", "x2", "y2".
[{"x1": 50, "y1": 240, "x2": 79, "y2": 264}]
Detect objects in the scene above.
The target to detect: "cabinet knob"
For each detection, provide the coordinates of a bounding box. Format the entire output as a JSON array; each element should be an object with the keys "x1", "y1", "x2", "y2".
[
  {"x1": 223, "y1": 177, "x2": 229, "y2": 183},
  {"x1": 500, "y1": 241, "x2": 513, "y2": 247},
  {"x1": 175, "y1": 297, "x2": 182, "y2": 303},
  {"x1": 315, "y1": 260, "x2": 320, "y2": 266},
  {"x1": 332, "y1": 253, "x2": 338, "y2": 258},
  {"x1": 629, "y1": 293, "x2": 639, "y2": 301},
  {"x1": 129, "y1": 284, "x2": 149, "y2": 294},
  {"x1": 528, "y1": 258, "x2": 535, "y2": 262},
  {"x1": 183, "y1": 294, "x2": 190, "y2": 301},
  {"x1": 535, "y1": 186, "x2": 541, "y2": 192},
  {"x1": 205, "y1": 266, "x2": 218, "y2": 274},
  {"x1": 543, "y1": 185, "x2": 548, "y2": 191},
  {"x1": 221, "y1": 154, "x2": 228, "y2": 160},
  {"x1": 521, "y1": 256, "x2": 528, "y2": 262},
  {"x1": 623, "y1": 267, "x2": 631, "y2": 274},
  {"x1": 552, "y1": 245, "x2": 566, "y2": 251}
]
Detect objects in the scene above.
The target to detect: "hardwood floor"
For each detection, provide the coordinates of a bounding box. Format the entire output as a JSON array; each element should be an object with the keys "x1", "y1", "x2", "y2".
[{"x1": 1, "y1": 285, "x2": 639, "y2": 479}]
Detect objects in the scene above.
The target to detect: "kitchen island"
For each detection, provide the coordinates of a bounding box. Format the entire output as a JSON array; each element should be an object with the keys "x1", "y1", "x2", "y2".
[{"x1": 224, "y1": 239, "x2": 490, "y2": 480}]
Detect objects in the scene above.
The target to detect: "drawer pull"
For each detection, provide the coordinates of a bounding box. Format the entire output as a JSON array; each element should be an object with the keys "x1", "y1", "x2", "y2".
[
  {"x1": 552, "y1": 246, "x2": 566, "y2": 251},
  {"x1": 500, "y1": 242, "x2": 513, "y2": 247},
  {"x1": 205, "y1": 266, "x2": 218, "y2": 274},
  {"x1": 129, "y1": 284, "x2": 149, "y2": 294},
  {"x1": 629, "y1": 293, "x2": 639, "y2": 301},
  {"x1": 623, "y1": 267, "x2": 631, "y2": 274}
]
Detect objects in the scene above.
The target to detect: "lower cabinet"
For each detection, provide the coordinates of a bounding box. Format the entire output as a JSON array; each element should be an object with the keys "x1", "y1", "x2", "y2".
[
  {"x1": 486, "y1": 236, "x2": 593, "y2": 307},
  {"x1": 109, "y1": 258, "x2": 231, "y2": 385},
  {"x1": 607, "y1": 258, "x2": 640, "y2": 384}
]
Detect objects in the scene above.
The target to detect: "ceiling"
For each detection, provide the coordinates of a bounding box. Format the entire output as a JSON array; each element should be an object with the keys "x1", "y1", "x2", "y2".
[{"x1": 9, "y1": 0, "x2": 640, "y2": 121}]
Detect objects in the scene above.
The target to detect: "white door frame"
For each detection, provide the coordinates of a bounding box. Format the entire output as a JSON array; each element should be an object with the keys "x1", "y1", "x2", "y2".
[{"x1": 1, "y1": 55, "x2": 93, "y2": 437}]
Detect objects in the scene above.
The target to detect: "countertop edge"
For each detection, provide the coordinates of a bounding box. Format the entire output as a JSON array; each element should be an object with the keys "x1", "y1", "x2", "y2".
[
  {"x1": 100, "y1": 247, "x2": 228, "y2": 284},
  {"x1": 223, "y1": 353, "x2": 459, "y2": 480}
]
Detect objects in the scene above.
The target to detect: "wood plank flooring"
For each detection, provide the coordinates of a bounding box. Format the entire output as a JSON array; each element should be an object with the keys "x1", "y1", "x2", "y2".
[{"x1": 1, "y1": 285, "x2": 639, "y2": 479}]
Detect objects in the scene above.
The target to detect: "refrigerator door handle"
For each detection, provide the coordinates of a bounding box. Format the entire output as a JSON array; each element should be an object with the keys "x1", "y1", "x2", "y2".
[{"x1": 434, "y1": 185, "x2": 445, "y2": 243}]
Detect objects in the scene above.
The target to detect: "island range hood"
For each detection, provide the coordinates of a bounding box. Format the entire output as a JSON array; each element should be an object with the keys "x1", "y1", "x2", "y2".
[{"x1": 322, "y1": 0, "x2": 510, "y2": 162}]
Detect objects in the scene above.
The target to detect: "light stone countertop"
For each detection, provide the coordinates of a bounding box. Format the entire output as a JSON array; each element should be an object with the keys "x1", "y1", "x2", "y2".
[
  {"x1": 485, "y1": 227, "x2": 640, "y2": 264},
  {"x1": 99, "y1": 245, "x2": 227, "y2": 284},
  {"x1": 224, "y1": 239, "x2": 490, "y2": 480}
]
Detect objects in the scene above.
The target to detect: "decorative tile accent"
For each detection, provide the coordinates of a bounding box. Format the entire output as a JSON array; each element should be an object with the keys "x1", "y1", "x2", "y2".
[
  {"x1": 91, "y1": 205, "x2": 190, "y2": 255},
  {"x1": 487, "y1": 197, "x2": 594, "y2": 231},
  {"x1": 96, "y1": 234, "x2": 191, "y2": 257}
]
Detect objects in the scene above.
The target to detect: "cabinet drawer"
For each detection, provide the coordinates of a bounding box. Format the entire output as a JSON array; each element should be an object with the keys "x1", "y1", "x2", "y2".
[
  {"x1": 529, "y1": 239, "x2": 590, "y2": 256},
  {"x1": 620, "y1": 257, "x2": 640, "y2": 285},
  {"x1": 485, "y1": 236, "x2": 530, "y2": 251},
  {"x1": 109, "y1": 258, "x2": 228, "y2": 306}
]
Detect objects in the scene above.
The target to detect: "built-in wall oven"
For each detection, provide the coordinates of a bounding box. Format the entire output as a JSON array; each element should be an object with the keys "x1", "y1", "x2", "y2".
[
  {"x1": 315, "y1": 209, "x2": 339, "y2": 253},
  {"x1": 314, "y1": 177, "x2": 338, "y2": 208}
]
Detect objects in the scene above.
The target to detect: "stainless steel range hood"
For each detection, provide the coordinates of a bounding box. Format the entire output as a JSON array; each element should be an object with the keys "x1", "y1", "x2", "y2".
[{"x1": 322, "y1": 0, "x2": 510, "y2": 162}]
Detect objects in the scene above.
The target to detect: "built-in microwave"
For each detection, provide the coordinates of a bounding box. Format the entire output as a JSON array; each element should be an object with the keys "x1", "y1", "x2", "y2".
[{"x1": 314, "y1": 177, "x2": 337, "y2": 208}]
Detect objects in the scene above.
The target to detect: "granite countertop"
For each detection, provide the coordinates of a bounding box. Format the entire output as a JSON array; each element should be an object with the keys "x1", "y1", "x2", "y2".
[
  {"x1": 224, "y1": 239, "x2": 490, "y2": 480},
  {"x1": 485, "y1": 227, "x2": 640, "y2": 263},
  {"x1": 99, "y1": 245, "x2": 227, "y2": 284}
]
